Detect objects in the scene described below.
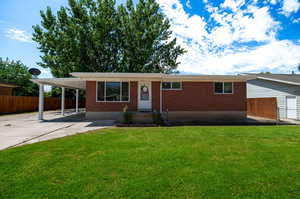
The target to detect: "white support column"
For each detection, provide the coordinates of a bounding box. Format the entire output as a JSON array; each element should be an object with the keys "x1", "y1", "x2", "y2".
[
  {"x1": 75, "y1": 89, "x2": 79, "y2": 113},
  {"x1": 38, "y1": 84, "x2": 44, "y2": 120},
  {"x1": 61, "y1": 87, "x2": 65, "y2": 115}
]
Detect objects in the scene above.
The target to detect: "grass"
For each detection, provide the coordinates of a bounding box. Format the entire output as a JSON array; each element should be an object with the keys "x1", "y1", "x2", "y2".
[{"x1": 1, "y1": 126, "x2": 300, "y2": 199}]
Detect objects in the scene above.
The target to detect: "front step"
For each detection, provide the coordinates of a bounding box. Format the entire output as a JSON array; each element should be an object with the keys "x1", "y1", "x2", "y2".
[{"x1": 138, "y1": 109, "x2": 152, "y2": 112}]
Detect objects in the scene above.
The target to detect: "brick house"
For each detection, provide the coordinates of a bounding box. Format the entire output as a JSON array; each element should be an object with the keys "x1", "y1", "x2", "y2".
[{"x1": 33, "y1": 73, "x2": 249, "y2": 122}]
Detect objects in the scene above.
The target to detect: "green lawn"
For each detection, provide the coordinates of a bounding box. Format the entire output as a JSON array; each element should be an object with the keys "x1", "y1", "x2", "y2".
[{"x1": 1, "y1": 126, "x2": 300, "y2": 199}]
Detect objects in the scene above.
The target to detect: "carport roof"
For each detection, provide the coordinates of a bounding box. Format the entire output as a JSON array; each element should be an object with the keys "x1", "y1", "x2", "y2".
[{"x1": 31, "y1": 78, "x2": 86, "y2": 89}]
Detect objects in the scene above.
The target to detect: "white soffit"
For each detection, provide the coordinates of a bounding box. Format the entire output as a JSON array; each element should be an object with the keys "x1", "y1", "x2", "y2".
[
  {"x1": 71, "y1": 72, "x2": 252, "y2": 82},
  {"x1": 31, "y1": 78, "x2": 86, "y2": 89}
]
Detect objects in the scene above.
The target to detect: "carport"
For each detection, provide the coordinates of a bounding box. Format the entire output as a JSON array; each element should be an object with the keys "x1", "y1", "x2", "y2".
[{"x1": 31, "y1": 78, "x2": 86, "y2": 120}]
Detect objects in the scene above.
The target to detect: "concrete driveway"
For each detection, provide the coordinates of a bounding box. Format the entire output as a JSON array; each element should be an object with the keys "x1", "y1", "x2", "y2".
[{"x1": 0, "y1": 110, "x2": 114, "y2": 150}]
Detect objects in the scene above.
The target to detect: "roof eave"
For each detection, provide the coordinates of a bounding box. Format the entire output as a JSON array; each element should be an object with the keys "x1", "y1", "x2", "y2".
[{"x1": 256, "y1": 76, "x2": 300, "y2": 86}]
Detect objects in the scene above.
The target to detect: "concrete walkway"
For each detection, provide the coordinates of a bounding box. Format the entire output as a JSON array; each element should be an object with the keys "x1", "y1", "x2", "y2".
[{"x1": 0, "y1": 110, "x2": 114, "y2": 150}]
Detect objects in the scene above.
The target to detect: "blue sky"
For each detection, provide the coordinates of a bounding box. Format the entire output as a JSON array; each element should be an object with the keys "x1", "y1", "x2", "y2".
[{"x1": 0, "y1": 0, "x2": 300, "y2": 77}]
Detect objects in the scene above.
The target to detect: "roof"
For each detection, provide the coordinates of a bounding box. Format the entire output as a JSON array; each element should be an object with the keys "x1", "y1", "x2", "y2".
[
  {"x1": 245, "y1": 73, "x2": 300, "y2": 86},
  {"x1": 31, "y1": 78, "x2": 86, "y2": 89},
  {"x1": 31, "y1": 73, "x2": 252, "y2": 89},
  {"x1": 0, "y1": 82, "x2": 19, "y2": 88},
  {"x1": 70, "y1": 72, "x2": 251, "y2": 82}
]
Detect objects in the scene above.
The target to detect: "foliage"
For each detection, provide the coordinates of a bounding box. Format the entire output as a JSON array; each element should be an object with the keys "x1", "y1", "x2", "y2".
[
  {"x1": 32, "y1": 0, "x2": 186, "y2": 77},
  {"x1": 1, "y1": 126, "x2": 300, "y2": 198},
  {"x1": 122, "y1": 111, "x2": 133, "y2": 124},
  {"x1": 0, "y1": 58, "x2": 38, "y2": 96},
  {"x1": 45, "y1": 86, "x2": 85, "y2": 100},
  {"x1": 152, "y1": 110, "x2": 163, "y2": 125}
]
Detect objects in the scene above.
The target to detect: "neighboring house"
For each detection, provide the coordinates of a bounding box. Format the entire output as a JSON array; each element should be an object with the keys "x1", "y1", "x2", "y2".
[
  {"x1": 32, "y1": 73, "x2": 249, "y2": 122},
  {"x1": 0, "y1": 82, "x2": 18, "y2": 96},
  {"x1": 246, "y1": 74, "x2": 300, "y2": 120}
]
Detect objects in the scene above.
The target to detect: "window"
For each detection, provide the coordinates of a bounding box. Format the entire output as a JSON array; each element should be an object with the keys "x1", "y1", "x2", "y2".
[
  {"x1": 97, "y1": 81, "x2": 129, "y2": 102},
  {"x1": 224, "y1": 82, "x2": 233, "y2": 94},
  {"x1": 162, "y1": 82, "x2": 182, "y2": 90},
  {"x1": 214, "y1": 82, "x2": 233, "y2": 94}
]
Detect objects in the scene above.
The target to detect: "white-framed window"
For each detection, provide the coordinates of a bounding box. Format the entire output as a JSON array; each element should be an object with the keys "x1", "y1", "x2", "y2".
[
  {"x1": 214, "y1": 82, "x2": 233, "y2": 94},
  {"x1": 96, "y1": 81, "x2": 130, "y2": 102},
  {"x1": 162, "y1": 82, "x2": 182, "y2": 90}
]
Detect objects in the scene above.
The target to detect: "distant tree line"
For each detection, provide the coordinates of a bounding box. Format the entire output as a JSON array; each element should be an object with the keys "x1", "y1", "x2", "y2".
[{"x1": 0, "y1": 58, "x2": 38, "y2": 96}]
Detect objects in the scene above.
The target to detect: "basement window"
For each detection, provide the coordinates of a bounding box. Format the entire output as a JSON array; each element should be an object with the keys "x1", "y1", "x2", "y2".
[
  {"x1": 214, "y1": 82, "x2": 233, "y2": 94},
  {"x1": 162, "y1": 82, "x2": 182, "y2": 90},
  {"x1": 97, "y1": 81, "x2": 129, "y2": 102}
]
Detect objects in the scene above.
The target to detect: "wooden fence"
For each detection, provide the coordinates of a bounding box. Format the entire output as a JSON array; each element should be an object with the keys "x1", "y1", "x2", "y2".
[
  {"x1": 247, "y1": 97, "x2": 278, "y2": 120},
  {"x1": 0, "y1": 96, "x2": 85, "y2": 114}
]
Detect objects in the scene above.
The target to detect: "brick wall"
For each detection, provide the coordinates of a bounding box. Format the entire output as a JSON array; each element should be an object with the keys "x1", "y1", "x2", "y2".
[
  {"x1": 162, "y1": 82, "x2": 246, "y2": 112},
  {"x1": 86, "y1": 81, "x2": 138, "y2": 112},
  {"x1": 152, "y1": 81, "x2": 161, "y2": 112},
  {"x1": 86, "y1": 81, "x2": 246, "y2": 112}
]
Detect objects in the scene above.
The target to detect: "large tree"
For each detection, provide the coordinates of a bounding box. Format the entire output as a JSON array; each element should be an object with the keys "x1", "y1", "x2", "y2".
[
  {"x1": 32, "y1": 0, "x2": 185, "y2": 77},
  {"x1": 0, "y1": 58, "x2": 39, "y2": 96}
]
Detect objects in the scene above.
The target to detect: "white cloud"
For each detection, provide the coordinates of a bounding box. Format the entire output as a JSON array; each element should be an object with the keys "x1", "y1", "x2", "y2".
[
  {"x1": 5, "y1": 28, "x2": 32, "y2": 43},
  {"x1": 280, "y1": 0, "x2": 300, "y2": 16},
  {"x1": 221, "y1": 0, "x2": 245, "y2": 12},
  {"x1": 268, "y1": 0, "x2": 278, "y2": 4},
  {"x1": 156, "y1": 0, "x2": 300, "y2": 74},
  {"x1": 209, "y1": 4, "x2": 279, "y2": 44},
  {"x1": 178, "y1": 40, "x2": 300, "y2": 74},
  {"x1": 186, "y1": 0, "x2": 192, "y2": 9},
  {"x1": 292, "y1": 17, "x2": 300, "y2": 23}
]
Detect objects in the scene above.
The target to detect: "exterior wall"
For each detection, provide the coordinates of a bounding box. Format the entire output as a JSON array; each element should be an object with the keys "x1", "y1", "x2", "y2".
[
  {"x1": 152, "y1": 81, "x2": 161, "y2": 112},
  {"x1": 86, "y1": 80, "x2": 247, "y2": 121},
  {"x1": 162, "y1": 82, "x2": 246, "y2": 112},
  {"x1": 86, "y1": 81, "x2": 138, "y2": 113},
  {"x1": 0, "y1": 87, "x2": 13, "y2": 96},
  {"x1": 247, "y1": 79, "x2": 300, "y2": 119}
]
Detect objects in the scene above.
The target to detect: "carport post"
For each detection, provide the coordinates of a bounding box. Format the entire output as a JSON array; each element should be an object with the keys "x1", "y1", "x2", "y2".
[
  {"x1": 61, "y1": 87, "x2": 65, "y2": 115},
  {"x1": 75, "y1": 89, "x2": 79, "y2": 113},
  {"x1": 38, "y1": 83, "x2": 44, "y2": 120}
]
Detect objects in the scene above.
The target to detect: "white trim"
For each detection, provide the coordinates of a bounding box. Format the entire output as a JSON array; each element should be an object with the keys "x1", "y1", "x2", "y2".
[
  {"x1": 257, "y1": 77, "x2": 300, "y2": 86},
  {"x1": 162, "y1": 81, "x2": 183, "y2": 90},
  {"x1": 71, "y1": 72, "x2": 251, "y2": 82},
  {"x1": 96, "y1": 81, "x2": 130, "y2": 103},
  {"x1": 286, "y1": 95, "x2": 297, "y2": 119},
  {"x1": 214, "y1": 82, "x2": 234, "y2": 94}
]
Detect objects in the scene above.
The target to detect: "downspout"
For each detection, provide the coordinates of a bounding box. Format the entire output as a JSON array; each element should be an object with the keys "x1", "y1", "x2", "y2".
[{"x1": 160, "y1": 77, "x2": 163, "y2": 113}]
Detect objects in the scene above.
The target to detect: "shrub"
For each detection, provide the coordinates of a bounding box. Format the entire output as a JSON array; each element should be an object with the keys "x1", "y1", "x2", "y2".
[
  {"x1": 123, "y1": 105, "x2": 133, "y2": 124},
  {"x1": 152, "y1": 110, "x2": 163, "y2": 125}
]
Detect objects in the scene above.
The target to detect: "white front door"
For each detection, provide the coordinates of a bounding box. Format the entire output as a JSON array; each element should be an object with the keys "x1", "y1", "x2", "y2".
[
  {"x1": 138, "y1": 81, "x2": 152, "y2": 110},
  {"x1": 286, "y1": 96, "x2": 297, "y2": 119}
]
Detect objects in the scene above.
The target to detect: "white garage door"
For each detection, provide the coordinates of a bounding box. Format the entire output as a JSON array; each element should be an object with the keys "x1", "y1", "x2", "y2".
[{"x1": 286, "y1": 96, "x2": 297, "y2": 119}]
